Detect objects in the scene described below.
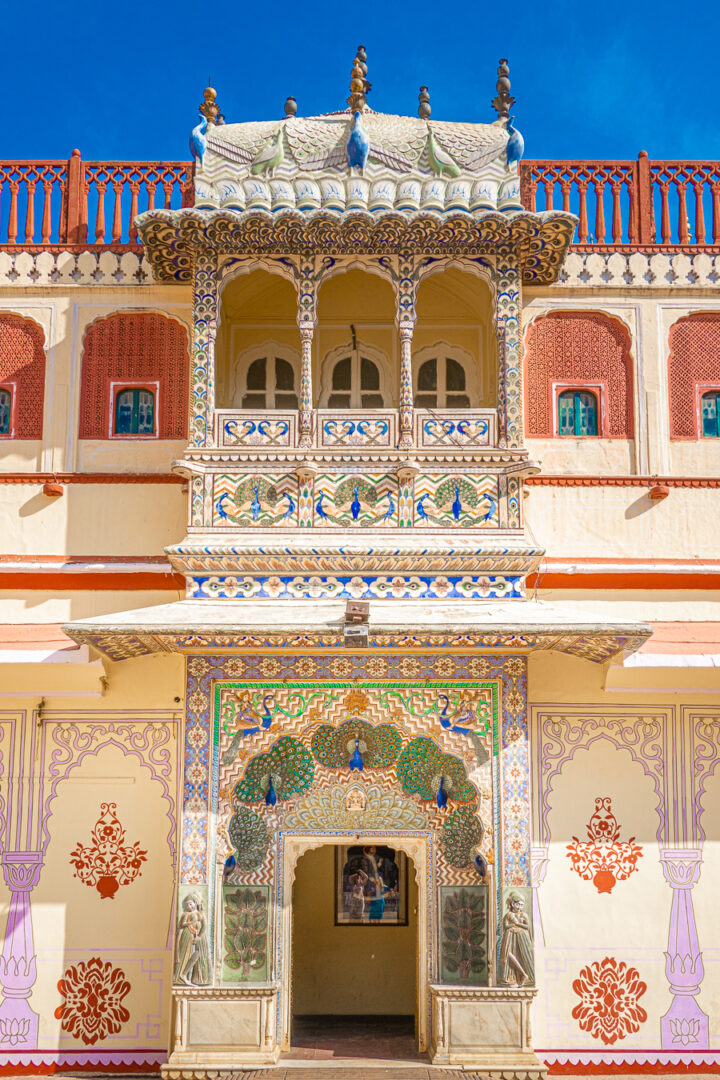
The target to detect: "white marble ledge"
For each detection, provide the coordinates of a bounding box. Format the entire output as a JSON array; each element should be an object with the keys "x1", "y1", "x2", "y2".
[{"x1": 63, "y1": 597, "x2": 651, "y2": 638}]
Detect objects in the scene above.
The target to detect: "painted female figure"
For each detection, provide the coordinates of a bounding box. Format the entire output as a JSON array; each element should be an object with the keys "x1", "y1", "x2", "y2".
[
  {"x1": 174, "y1": 893, "x2": 211, "y2": 986},
  {"x1": 347, "y1": 868, "x2": 369, "y2": 919},
  {"x1": 498, "y1": 892, "x2": 534, "y2": 987}
]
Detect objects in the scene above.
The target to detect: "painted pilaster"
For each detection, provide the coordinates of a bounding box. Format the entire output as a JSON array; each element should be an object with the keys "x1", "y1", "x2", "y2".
[
  {"x1": 296, "y1": 463, "x2": 315, "y2": 526},
  {"x1": 659, "y1": 847, "x2": 709, "y2": 1050},
  {"x1": 0, "y1": 852, "x2": 43, "y2": 1050},
  {"x1": 191, "y1": 251, "x2": 218, "y2": 448},
  {"x1": 396, "y1": 462, "x2": 417, "y2": 527},
  {"x1": 495, "y1": 256, "x2": 523, "y2": 450},
  {"x1": 396, "y1": 260, "x2": 417, "y2": 449},
  {"x1": 296, "y1": 259, "x2": 317, "y2": 449}
]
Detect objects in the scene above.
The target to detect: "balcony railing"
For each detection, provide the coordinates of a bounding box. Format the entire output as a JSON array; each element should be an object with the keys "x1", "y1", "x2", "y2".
[
  {"x1": 215, "y1": 408, "x2": 497, "y2": 450},
  {"x1": 0, "y1": 151, "x2": 193, "y2": 247},
  {"x1": 0, "y1": 150, "x2": 719, "y2": 251}
]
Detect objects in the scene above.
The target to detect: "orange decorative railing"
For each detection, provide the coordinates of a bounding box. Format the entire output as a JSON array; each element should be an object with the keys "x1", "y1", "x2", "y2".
[
  {"x1": 520, "y1": 152, "x2": 720, "y2": 248},
  {"x1": 1, "y1": 150, "x2": 719, "y2": 250},
  {"x1": 0, "y1": 151, "x2": 193, "y2": 247}
]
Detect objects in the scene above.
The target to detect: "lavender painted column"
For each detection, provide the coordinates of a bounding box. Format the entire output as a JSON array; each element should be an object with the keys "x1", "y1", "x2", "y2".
[
  {"x1": 0, "y1": 852, "x2": 42, "y2": 1049},
  {"x1": 659, "y1": 847, "x2": 709, "y2": 1049}
]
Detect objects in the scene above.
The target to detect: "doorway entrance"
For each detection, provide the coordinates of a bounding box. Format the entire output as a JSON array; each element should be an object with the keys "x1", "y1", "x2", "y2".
[{"x1": 288, "y1": 842, "x2": 421, "y2": 1061}]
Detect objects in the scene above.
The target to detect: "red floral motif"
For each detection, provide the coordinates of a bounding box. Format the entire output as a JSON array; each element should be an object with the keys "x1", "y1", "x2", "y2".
[
  {"x1": 572, "y1": 956, "x2": 647, "y2": 1044},
  {"x1": 55, "y1": 958, "x2": 131, "y2": 1045},
  {"x1": 69, "y1": 803, "x2": 147, "y2": 899},
  {"x1": 566, "y1": 797, "x2": 642, "y2": 893}
]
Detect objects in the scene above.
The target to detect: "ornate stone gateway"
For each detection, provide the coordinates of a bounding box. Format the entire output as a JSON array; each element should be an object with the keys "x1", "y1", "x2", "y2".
[{"x1": 166, "y1": 660, "x2": 543, "y2": 1074}]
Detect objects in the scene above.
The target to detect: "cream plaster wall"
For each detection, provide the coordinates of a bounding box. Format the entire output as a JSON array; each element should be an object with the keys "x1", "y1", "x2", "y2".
[
  {"x1": 526, "y1": 438, "x2": 634, "y2": 475},
  {"x1": 0, "y1": 483, "x2": 185, "y2": 556},
  {"x1": 292, "y1": 844, "x2": 418, "y2": 1016},
  {"x1": 525, "y1": 485, "x2": 720, "y2": 558}
]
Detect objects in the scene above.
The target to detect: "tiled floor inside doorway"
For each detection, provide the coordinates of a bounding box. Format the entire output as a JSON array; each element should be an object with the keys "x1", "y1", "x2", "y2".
[{"x1": 284, "y1": 1015, "x2": 425, "y2": 1066}]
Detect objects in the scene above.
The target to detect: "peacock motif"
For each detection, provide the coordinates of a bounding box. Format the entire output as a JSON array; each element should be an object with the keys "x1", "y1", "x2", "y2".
[
  {"x1": 396, "y1": 737, "x2": 477, "y2": 803},
  {"x1": 233, "y1": 736, "x2": 314, "y2": 804},
  {"x1": 311, "y1": 718, "x2": 402, "y2": 769},
  {"x1": 441, "y1": 804, "x2": 485, "y2": 868}
]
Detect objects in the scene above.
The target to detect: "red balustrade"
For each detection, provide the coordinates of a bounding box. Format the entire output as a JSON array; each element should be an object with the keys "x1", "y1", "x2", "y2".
[
  {"x1": 1, "y1": 149, "x2": 719, "y2": 251},
  {"x1": 520, "y1": 152, "x2": 720, "y2": 248},
  {"x1": 0, "y1": 151, "x2": 194, "y2": 248}
]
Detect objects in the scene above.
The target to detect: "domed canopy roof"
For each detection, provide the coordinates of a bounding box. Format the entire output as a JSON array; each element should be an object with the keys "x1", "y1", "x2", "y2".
[{"x1": 195, "y1": 108, "x2": 517, "y2": 216}]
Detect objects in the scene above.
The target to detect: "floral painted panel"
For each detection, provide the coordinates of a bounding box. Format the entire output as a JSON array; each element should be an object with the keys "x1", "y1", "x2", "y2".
[
  {"x1": 222, "y1": 885, "x2": 270, "y2": 983},
  {"x1": 439, "y1": 886, "x2": 488, "y2": 985}
]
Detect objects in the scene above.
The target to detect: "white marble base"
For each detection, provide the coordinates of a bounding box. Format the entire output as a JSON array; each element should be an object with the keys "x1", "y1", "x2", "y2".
[
  {"x1": 429, "y1": 985, "x2": 546, "y2": 1077},
  {"x1": 163, "y1": 985, "x2": 279, "y2": 1074}
]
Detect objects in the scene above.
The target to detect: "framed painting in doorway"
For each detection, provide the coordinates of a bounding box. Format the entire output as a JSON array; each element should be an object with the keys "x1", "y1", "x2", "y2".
[{"x1": 335, "y1": 844, "x2": 408, "y2": 926}]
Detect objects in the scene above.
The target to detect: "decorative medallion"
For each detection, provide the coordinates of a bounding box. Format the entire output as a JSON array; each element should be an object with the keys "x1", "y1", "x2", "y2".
[
  {"x1": 69, "y1": 803, "x2": 147, "y2": 900},
  {"x1": 572, "y1": 956, "x2": 648, "y2": 1044},
  {"x1": 55, "y1": 958, "x2": 131, "y2": 1045},
  {"x1": 566, "y1": 797, "x2": 642, "y2": 894}
]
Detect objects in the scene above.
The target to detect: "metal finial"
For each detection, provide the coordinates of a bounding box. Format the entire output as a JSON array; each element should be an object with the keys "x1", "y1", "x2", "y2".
[
  {"x1": 491, "y1": 57, "x2": 515, "y2": 122},
  {"x1": 347, "y1": 48, "x2": 368, "y2": 112},
  {"x1": 357, "y1": 45, "x2": 371, "y2": 94},
  {"x1": 418, "y1": 85, "x2": 431, "y2": 119},
  {"x1": 284, "y1": 95, "x2": 297, "y2": 118},
  {"x1": 199, "y1": 83, "x2": 221, "y2": 127}
]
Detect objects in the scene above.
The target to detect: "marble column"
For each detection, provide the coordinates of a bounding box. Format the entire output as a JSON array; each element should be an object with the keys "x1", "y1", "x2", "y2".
[
  {"x1": 659, "y1": 847, "x2": 709, "y2": 1049},
  {"x1": 0, "y1": 852, "x2": 43, "y2": 1050}
]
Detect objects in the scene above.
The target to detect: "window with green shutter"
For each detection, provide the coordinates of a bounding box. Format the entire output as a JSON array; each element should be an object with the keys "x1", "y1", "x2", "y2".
[
  {"x1": 0, "y1": 388, "x2": 10, "y2": 435},
  {"x1": 114, "y1": 388, "x2": 155, "y2": 436},
  {"x1": 557, "y1": 389, "x2": 599, "y2": 437},
  {"x1": 701, "y1": 391, "x2": 720, "y2": 438}
]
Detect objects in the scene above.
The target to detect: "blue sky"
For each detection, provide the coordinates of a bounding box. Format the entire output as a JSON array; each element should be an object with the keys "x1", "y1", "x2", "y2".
[{"x1": 7, "y1": 0, "x2": 720, "y2": 162}]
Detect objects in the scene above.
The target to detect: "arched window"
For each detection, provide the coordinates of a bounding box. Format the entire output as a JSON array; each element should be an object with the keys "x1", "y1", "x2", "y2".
[
  {"x1": 0, "y1": 388, "x2": 11, "y2": 435},
  {"x1": 241, "y1": 355, "x2": 298, "y2": 410},
  {"x1": 113, "y1": 387, "x2": 156, "y2": 435},
  {"x1": 327, "y1": 355, "x2": 385, "y2": 409},
  {"x1": 80, "y1": 312, "x2": 189, "y2": 439},
  {"x1": 0, "y1": 314, "x2": 46, "y2": 438},
  {"x1": 416, "y1": 357, "x2": 471, "y2": 408},
  {"x1": 525, "y1": 312, "x2": 633, "y2": 438},
  {"x1": 701, "y1": 390, "x2": 720, "y2": 438},
  {"x1": 557, "y1": 389, "x2": 599, "y2": 436}
]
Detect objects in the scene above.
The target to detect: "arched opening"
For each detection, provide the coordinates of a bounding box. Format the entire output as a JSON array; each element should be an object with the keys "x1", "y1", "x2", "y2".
[
  {"x1": 414, "y1": 267, "x2": 496, "y2": 409},
  {"x1": 317, "y1": 270, "x2": 396, "y2": 408},
  {"x1": 216, "y1": 269, "x2": 300, "y2": 409},
  {"x1": 289, "y1": 842, "x2": 420, "y2": 1062}
]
